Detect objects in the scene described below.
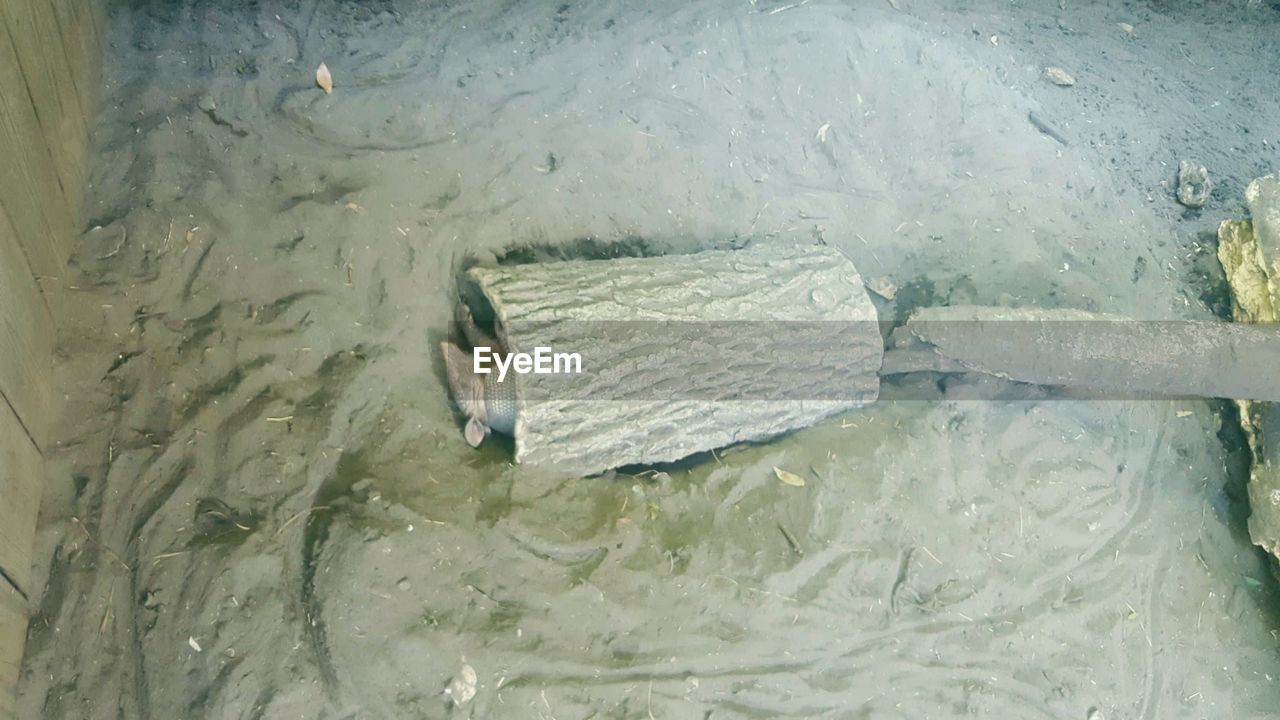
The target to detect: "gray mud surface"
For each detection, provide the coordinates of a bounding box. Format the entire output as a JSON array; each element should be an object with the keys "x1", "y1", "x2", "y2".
[{"x1": 18, "y1": 0, "x2": 1280, "y2": 718}]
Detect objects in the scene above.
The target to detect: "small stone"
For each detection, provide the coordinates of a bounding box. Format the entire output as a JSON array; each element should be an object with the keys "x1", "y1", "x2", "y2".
[
  {"x1": 1176, "y1": 160, "x2": 1212, "y2": 208},
  {"x1": 396, "y1": 578, "x2": 411, "y2": 592},
  {"x1": 1118, "y1": 22, "x2": 1135, "y2": 35},
  {"x1": 866, "y1": 276, "x2": 898, "y2": 300},
  {"x1": 196, "y1": 95, "x2": 217, "y2": 112},
  {"x1": 445, "y1": 663, "x2": 477, "y2": 706},
  {"x1": 1043, "y1": 67, "x2": 1076, "y2": 86}
]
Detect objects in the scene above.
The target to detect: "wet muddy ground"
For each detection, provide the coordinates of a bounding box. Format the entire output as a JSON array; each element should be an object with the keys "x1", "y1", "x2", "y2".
[{"x1": 17, "y1": 0, "x2": 1280, "y2": 717}]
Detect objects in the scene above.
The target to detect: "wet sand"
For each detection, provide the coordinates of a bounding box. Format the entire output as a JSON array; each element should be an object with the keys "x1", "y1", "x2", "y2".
[{"x1": 17, "y1": 0, "x2": 1280, "y2": 717}]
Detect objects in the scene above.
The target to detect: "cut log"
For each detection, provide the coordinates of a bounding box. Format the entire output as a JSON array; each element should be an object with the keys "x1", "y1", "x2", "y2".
[{"x1": 464, "y1": 243, "x2": 882, "y2": 475}]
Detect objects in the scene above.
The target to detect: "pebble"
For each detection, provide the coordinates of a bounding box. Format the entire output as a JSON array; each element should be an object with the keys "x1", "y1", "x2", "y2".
[
  {"x1": 1044, "y1": 67, "x2": 1076, "y2": 86},
  {"x1": 446, "y1": 663, "x2": 478, "y2": 706},
  {"x1": 1177, "y1": 160, "x2": 1212, "y2": 208},
  {"x1": 866, "y1": 276, "x2": 898, "y2": 300}
]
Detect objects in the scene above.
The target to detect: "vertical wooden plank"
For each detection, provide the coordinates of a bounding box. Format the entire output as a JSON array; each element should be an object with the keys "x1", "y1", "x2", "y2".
[
  {"x1": 78, "y1": 0, "x2": 107, "y2": 60},
  {"x1": 0, "y1": 579, "x2": 26, "y2": 720},
  {"x1": 0, "y1": 403, "x2": 42, "y2": 597},
  {"x1": 0, "y1": 202, "x2": 53, "y2": 451},
  {"x1": 0, "y1": 0, "x2": 89, "y2": 233},
  {"x1": 0, "y1": 23, "x2": 75, "y2": 290},
  {"x1": 50, "y1": 0, "x2": 100, "y2": 151},
  {"x1": 0, "y1": 405, "x2": 40, "y2": 720},
  {"x1": 0, "y1": 0, "x2": 104, "y2": 711}
]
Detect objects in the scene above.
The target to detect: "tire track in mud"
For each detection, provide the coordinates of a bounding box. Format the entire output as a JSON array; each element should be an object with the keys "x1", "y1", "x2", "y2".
[
  {"x1": 1026, "y1": 420, "x2": 1166, "y2": 604},
  {"x1": 129, "y1": 342, "x2": 374, "y2": 710},
  {"x1": 541, "y1": 404, "x2": 1174, "y2": 716},
  {"x1": 437, "y1": 401, "x2": 1197, "y2": 718},
  {"x1": 26, "y1": 258, "x2": 378, "y2": 715},
  {"x1": 291, "y1": 349, "x2": 382, "y2": 696},
  {"x1": 299, "y1": 458, "x2": 354, "y2": 692},
  {"x1": 124, "y1": 455, "x2": 196, "y2": 720}
]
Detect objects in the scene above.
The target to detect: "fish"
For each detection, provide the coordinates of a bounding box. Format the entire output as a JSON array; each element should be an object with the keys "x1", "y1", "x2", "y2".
[{"x1": 442, "y1": 303, "x2": 518, "y2": 447}]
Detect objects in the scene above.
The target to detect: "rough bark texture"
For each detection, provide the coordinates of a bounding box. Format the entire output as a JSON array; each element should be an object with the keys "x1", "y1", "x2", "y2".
[{"x1": 467, "y1": 243, "x2": 882, "y2": 475}]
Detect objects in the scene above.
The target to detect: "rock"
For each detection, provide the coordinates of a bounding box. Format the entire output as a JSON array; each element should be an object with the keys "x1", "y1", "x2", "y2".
[
  {"x1": 1176, "y1": 160, "x2": 1211, "y2": 208},
  {"x1": 866, "y1": 276, "x2": 898, "y2": 300},
  {"x1": 1217, "y1": 176, "x2": 1280, "y2": 563},
  {"x1": 1245, "y1": 400, "x2": 1280, "y2": 561},
  {"x1": 1218, "y1": 220, "x2": 1276, "y2": 323},
  {"x1": 445, "y1": 663, "x2": 477, "y2": 706},
  {"x1": 1043, "y1": 67, "x2": 1075, "y2": 86},
  {"x1": 1245, "y1": 175, "x2": 1280, "y2": 292},
  {"x1": 196, "y1": 95, "x2": 216, "y2": 112}
]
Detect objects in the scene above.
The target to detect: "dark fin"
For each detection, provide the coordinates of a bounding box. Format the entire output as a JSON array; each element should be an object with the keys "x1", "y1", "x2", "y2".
[
  {"x1": 440, "y1": 341, "x2": 484, "y2": 420},
  {"x1": 455, "y1": 300, "x2": 500, "y2": 353}
]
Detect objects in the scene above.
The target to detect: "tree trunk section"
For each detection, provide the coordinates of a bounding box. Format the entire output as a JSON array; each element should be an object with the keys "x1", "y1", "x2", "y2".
[{"x1": 466, "y1": 243, "x2": 882, "y2": 475}]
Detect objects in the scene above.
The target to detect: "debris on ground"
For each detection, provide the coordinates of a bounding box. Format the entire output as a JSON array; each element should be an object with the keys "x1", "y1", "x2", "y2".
[
  {"x1": 774, "y1": 467, "x2": 807, "y2": 487},
  {"x1": 1043, "y1": 66, "x2": 1076, "y2": 86},
  {"x1": 866, "y1": 276, "x2": 898, "y2": 300},
  {"x1": 445, "y1": 663, "x2": 478, "y2": 706},
  {"x1": 316, "y1": 62, "x2": 333, "y2": 93},
  {"x1": 1177, "y1": 160, "x2": 1212, "y2": 208}
]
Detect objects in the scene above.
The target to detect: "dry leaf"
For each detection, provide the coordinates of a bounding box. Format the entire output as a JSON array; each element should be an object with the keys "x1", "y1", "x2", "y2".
[
  {"x1": 774, "y1": 467, "x2": 806, "y2": 487},
  {"x1": 187, "y1": 636, "x2": 203, "y2": 653},
  {"x1": 815, "y1": 122, "x2": 831, "y2": 142},
  {"x1": 316, "y1": 62, "x2": 333, "y2": 94},
  {"x1": 1176, "y1": 410, "x2": 1193, "y2": 418}
]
